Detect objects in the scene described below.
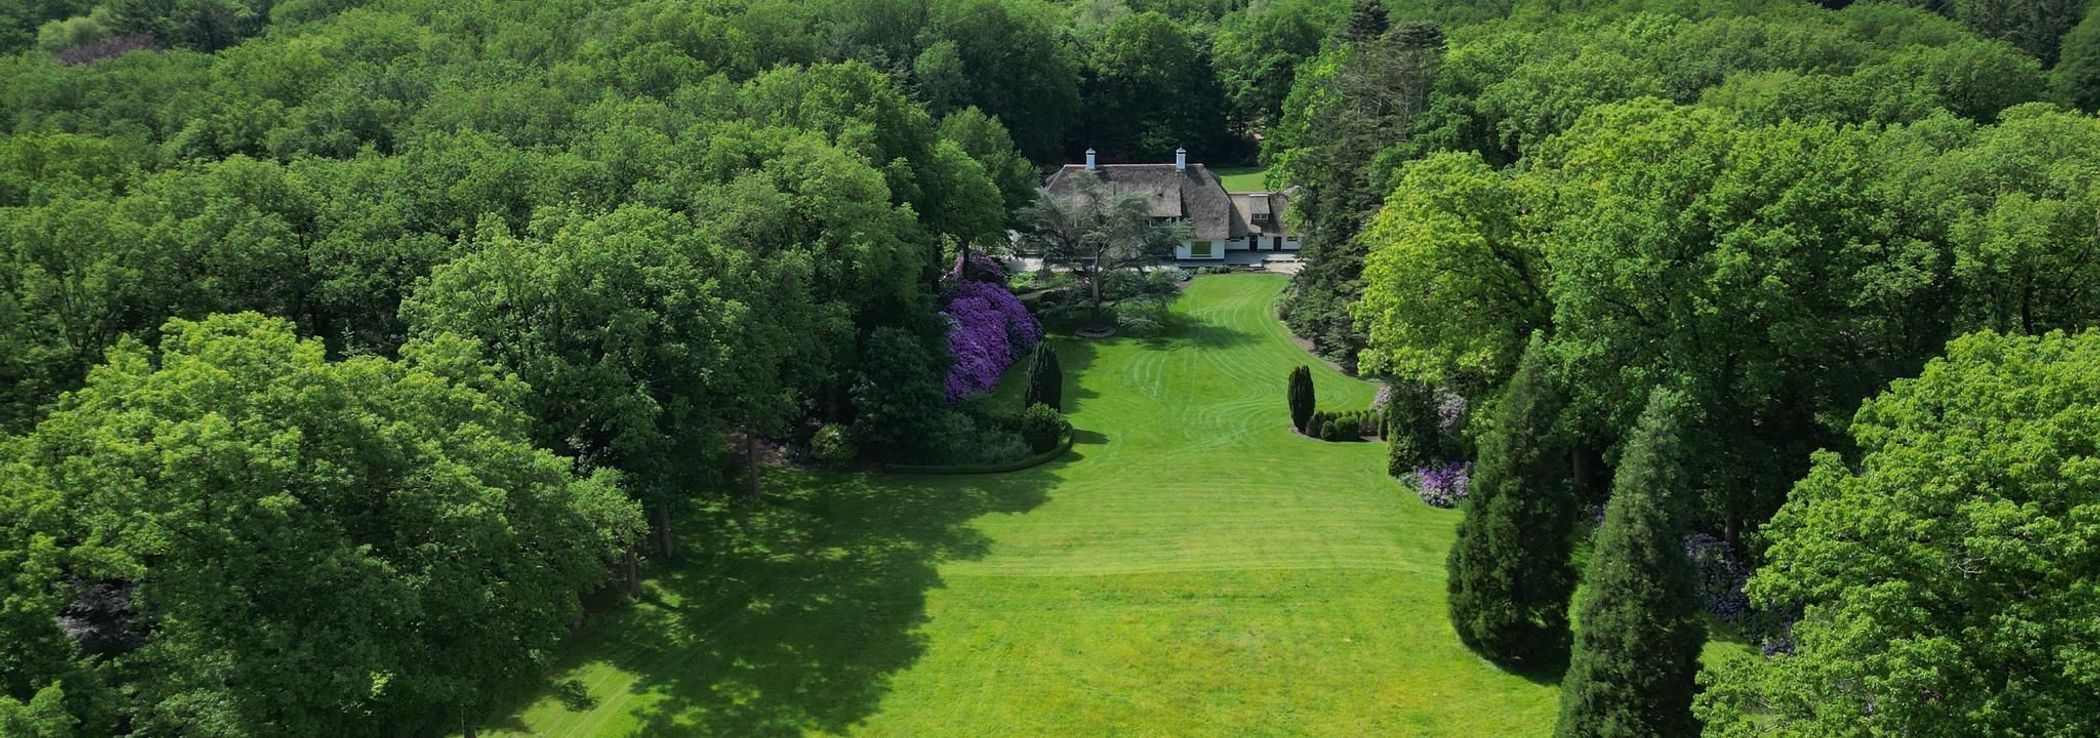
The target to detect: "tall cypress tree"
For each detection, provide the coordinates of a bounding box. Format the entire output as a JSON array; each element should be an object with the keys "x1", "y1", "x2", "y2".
[
  {"x1": 1446, "y1": 334, "x2": 1578, "y2": 669},
  {"x1": 1288, "y1": 365, "x2": 1316, "y2": 433},
  {"x1": 1023, "y1": 343, "x2": 1062, "y2": 411},
  {"x1": 1556, "y1": 388, "x2": 1704, "y2": 738}
]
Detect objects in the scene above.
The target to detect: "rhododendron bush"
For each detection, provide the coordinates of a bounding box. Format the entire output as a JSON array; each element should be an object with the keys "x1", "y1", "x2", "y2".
[{"x1": 941, "y1": 266, "x2": 1041, "y2": 401}]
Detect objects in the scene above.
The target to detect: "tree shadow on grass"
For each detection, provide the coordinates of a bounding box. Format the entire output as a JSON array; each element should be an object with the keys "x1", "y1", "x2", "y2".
[
  {"x1": 482, "y1": 468, "x2": 1056, "y2": 737},
  {"x1": 1045, "y1": 336, "x2": 1100, "y2": 415},
  {"x1": 1133, "y1": 307, "x2": 1258, "y2": 354}
]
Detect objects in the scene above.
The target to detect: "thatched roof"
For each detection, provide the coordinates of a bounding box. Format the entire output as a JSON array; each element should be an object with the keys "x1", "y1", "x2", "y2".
[
  {"x1": 1230, "y1": 191, "x2": 1294, "y2": 237},
  {"x1": 1042, "y1": 164, "x2": 1244, "y2": 240}
]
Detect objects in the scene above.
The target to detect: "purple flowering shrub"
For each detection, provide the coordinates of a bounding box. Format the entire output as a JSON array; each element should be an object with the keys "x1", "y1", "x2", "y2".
[
  {"x1": 1434, "y1": 388, "x2": 1468, "y2": 432},
  {"x1": 940, "y1": 280, "x2": 1042, "y2": 402},
  {"x1": 1413, "y1": 460, "x2": 1473, "y2": 508},
  {"x1": 947, "y1": 253, "x2": 1008, "y2": 284},
  {"x1": 1683, "y1": 533, "x2": 1751, "y2": 622},
  {"x1": 55, "y1": 34, "x2": 156, "y2": 66}
]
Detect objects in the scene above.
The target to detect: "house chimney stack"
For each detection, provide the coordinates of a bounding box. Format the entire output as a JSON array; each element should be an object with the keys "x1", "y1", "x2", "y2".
[
  {"x1": 1175, "y1": 147, "x2": 1187, "y2": 172},
  {"x1": 1085, "y1": 148, "x2": 1096, "y2": 171}
]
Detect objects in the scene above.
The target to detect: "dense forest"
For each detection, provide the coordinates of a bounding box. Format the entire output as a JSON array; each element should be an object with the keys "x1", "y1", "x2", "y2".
[{"x1": 2, "y1": 0, "x2": 2097, "y2": 735}]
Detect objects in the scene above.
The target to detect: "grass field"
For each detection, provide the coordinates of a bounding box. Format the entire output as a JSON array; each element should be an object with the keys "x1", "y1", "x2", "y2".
[
  {"x1": 1212, "y1": 166, "x2": 1274, "y2": 192},
  {"x1": 483, "y1": 275, "x2": 1561, "y2": 737}
]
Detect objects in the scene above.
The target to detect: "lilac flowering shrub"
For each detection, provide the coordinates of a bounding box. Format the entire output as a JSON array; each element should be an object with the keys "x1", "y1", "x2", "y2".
[
  {"x1": 940, "y1": 269, "x2": 1042, "y2": 402},
  {"x1": 1434, "y1": 388, "x2": 1467, "y2": 431},
  {"x1": 1413, "y1": 460, "x2": 1473, "y2": 507},
  {"x1": 55, "y1": 34, "x2": 156, "y2": 65},
  {"x1": 1683, "y1": 533, "x2": 1751, "y2": 622},
  {"x1": 947, "y1": 253, "x2": 1008, "y2": 284}
]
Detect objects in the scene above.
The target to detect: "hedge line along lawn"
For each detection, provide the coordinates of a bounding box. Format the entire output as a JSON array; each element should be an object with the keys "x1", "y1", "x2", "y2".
[{"x1": 482, "y1": 274, "x2": 1560, "y2": 737}]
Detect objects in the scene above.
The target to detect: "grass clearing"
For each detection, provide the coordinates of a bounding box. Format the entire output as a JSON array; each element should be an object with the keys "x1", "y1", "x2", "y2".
[
  {"x1": 483, "y1": 275, "x2": 1561, "y2": 736},
  {"x1": 1213, "y1": 166, "x2": 1275, "y2": 192}
]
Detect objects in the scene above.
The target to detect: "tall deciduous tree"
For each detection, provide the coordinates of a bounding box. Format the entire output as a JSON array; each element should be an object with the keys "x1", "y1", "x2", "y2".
[
  {"x1": 1556, "y1": 388, "x2": 1703, "y2": 738},
  {"x1": 1447, "y1": 334, "x2": 1578, "y2": 669},
  {"x1": 0, "y1": 313, "x2": 641, "y2": 737},
  {"x1": 2053, "y1": 3, "x2": 2100, "y2": 109},
  {"x1": 1356, "y1": 151, "x2": 1545, "y2": 393},
  {"x1": 1079, "y1": 10, "x2": 1234, "y2": 162},
  {"x1": 402, "y1": 205, "x2": 803, "y2": 544},
  {"x1": 1698, "y1": 329, "x2": 2100, "y2": 737}
]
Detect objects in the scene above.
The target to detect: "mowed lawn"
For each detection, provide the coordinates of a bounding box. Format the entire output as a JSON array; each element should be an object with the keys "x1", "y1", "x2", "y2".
[
  {"x1": 483, "y1": 275, "x2": 1560, "y2": 737},
  {"x1": 1212, "y1": 166, "x2": 1274, "y2": 192}
]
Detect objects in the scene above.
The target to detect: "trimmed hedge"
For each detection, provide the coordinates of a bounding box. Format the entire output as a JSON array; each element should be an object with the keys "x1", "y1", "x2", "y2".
[
  {"x1": 1306, "y1": 407, "x2": 1383, "y2": 441},
  {"x1": 887, "y1": 429, "x2": 1075, "y2": 475}
]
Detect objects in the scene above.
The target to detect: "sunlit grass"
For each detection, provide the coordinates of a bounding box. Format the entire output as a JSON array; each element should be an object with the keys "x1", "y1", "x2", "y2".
[
  {"x1": 482, "y1": 275, "x2": 1562, "y2": 736},
  {"x1": 1213, "y1": 166, "x2": 1275, "y2": 192}
]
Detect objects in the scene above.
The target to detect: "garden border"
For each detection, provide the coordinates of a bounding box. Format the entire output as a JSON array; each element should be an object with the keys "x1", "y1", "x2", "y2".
[{"x1": 886, "y1": 430, "x2": 1075, "y2": 475}]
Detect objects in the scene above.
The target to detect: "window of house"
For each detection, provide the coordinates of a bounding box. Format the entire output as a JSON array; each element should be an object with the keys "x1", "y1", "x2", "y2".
[{"x1": 1189, "y1": 240, "x2": 1214, "y2": 257}]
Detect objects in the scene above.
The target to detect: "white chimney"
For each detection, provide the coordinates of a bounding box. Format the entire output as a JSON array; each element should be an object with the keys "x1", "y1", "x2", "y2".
[
  {"x1": 1085, "y1": 148, "x2": 1097, "y2": 171},
  {"x1": 1175, "y1": 147, "x2": 1187, "y2": 172}
]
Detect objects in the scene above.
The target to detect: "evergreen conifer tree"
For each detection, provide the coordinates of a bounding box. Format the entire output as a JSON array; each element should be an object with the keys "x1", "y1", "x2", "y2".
[
  {"x1": 1446, "y1": 334, "x2": 1579, "y2": 668},
  {"x1": 1555, "y1": 388, "x2": 1704, "y2": 738},
  {"x1": 1339, "y1": 0, "x2": 1389, "y2": 43},
  {"x1": 1288, "y1": 365, "x2": 1316, "y2": 433},
  {"x1": 1023, "y1": 343, "x2": 1063, "y2": 411}
]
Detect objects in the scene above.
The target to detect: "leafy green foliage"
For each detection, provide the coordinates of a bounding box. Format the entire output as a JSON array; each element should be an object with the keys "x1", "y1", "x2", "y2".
[
  {"x1": 851, "y1": 326, "x2": 951, "y2": 457},
  {"x1": 1446, "y1": 335, "x2": 1578, "y2": 669},
  {"x1": 2053, "y1": 3, "x2": 2100, "y2": 110},
  {"x1": 1698, "y1": 329, "x2": 2100, "y2": 737},
  {"x1": 1555, "y1": 389, "x2": 1703, "y2": 738},
  {"x1": 1384, "y1": 380, "x2": 1441, "y2": 475},
  {"x1": 1082, "y1": 11, "x2": 1235, "y2": 162},
  {"x1": 402, "y1": 206, "x2": 801, "y2": 502},
  {"x1": 811, "y1": 423, "x2": 857, "y2": 467},
  {"x1": 0, "y1": 313, "x2": 642, "y2": 736}
]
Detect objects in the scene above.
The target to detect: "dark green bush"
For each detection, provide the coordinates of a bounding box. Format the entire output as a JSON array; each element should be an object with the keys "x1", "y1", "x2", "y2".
[
  {"x1": 1019, "y1": 402, "x2": 1069, "y2": 452},
  {"x1": 1386, "y1": 380, "x2": 1440, "y2": 476},
  {"x1": 1288, "y1": 366, "x2": 1315, "y2": 433},
  {"x1": 1022, "y1": 343, "x2": 1062, "y2": 412}
]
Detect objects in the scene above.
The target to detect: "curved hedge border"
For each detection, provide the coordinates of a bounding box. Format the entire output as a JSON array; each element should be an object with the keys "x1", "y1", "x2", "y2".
[{"x1": 887, "y1": 430, "x2": 1075, "y2": 475}]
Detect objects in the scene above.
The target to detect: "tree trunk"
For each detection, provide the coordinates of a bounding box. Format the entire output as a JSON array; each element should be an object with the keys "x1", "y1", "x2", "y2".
[
  {"x1": 1723, "y1": 516, "x2": 1742, "y2": 549},
  {"x1": 656, "y1": 500, "x2": 674, "y2": 560},
  {"x1": 746, "y1": 433, "x2": 762, "y2": 503},
  {"x1": 624, "y1": 548, "x2": 640, "y2": 598},
  {"x1": 1089, "y1": 259, "x2": 1105, "y2": 327},
  {"x1": 463, "y1": 721, "x2": 478, "y2": 738}
]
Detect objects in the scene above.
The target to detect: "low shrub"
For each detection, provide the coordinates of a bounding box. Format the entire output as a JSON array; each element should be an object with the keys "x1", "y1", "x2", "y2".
[
  {"x1": 1112, "y1": 298, "x2": 1170, "y2": 335},
  {"x1": 1306, "y1": 407, "x2": 1379, "y2": 442},
  {"x1": 1019, "y1": 403, "x2": 1070, "y2": 452},
  {"x1": 811, "y1": 424, "x2": 855, "y2": 467},
  {"x1": 920, "y1": 409, "x2": 1032, "y2": 466},
  {"x1": 1414, "y1": 460, "x2": 1473, "y2": 508},
  {"x1": 1321, "y1": 418, "x2": 1353, "y2": 441}
]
